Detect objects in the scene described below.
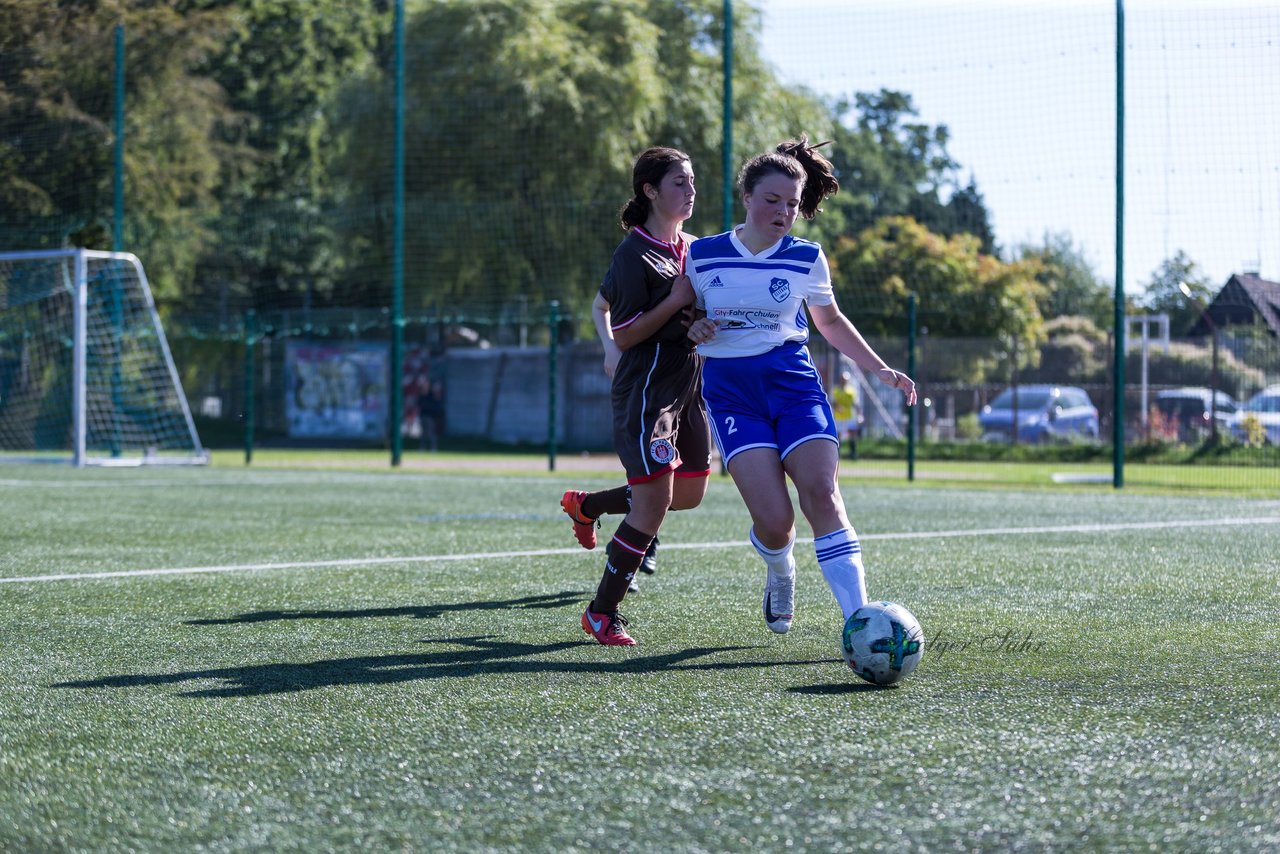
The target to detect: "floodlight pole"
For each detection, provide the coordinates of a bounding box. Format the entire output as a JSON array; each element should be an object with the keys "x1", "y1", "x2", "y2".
[
  {"x1": 113, "y1": 25, "x2": 125, "y2": 252},
  {"x1": 722, "y1": 0, "x2": 734, "y2": 235},
  {"x1": 390, "y1": 0, "x2": 406, "y2": 467},
  {"x1": 719, "y1": 0, "x2": 734, "y2": 478},
  {"x1": 1112, "y1": 0, "x2": 1126, "y2": 488}
]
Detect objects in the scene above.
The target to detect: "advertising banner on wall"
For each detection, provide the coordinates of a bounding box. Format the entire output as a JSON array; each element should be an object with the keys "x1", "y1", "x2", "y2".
[{"x1": 285, "y1": 342, "x2": 388, "y2": 439}]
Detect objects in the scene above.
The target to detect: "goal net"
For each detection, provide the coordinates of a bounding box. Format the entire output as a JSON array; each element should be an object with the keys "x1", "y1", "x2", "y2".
[{"x1": 0, "y1": 249, "x2": 207, "y2": 466}]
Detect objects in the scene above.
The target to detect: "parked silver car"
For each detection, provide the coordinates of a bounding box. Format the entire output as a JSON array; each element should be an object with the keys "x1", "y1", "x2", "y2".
[{"x1": 1227, "y1": 385, "x2": 1280, "y2": 445}]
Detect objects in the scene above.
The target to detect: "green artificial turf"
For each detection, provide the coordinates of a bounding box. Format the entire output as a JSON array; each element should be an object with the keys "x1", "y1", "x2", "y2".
[{"x1": 1, "y1": 462, "x2": 1278, "y2": 850}]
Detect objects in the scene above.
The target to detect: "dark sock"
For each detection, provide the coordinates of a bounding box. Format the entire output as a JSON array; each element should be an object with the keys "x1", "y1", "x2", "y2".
[
  {"x1": 582, "y1": 484, "x2": 633, "y2": 520},
  {"x1": 590, "y1": 519, "x2": 653, "y2": 613}
]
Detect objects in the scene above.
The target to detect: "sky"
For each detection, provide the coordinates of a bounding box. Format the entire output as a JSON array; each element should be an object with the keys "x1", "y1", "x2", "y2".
[{"x1": 754, "y1": 0, "x2": 1280, "y2": 297}]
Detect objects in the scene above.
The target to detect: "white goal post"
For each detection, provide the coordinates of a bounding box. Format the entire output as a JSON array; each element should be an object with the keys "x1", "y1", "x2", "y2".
[{"x1": 0, "y1": 248, "x2": 207, "y2": 466}]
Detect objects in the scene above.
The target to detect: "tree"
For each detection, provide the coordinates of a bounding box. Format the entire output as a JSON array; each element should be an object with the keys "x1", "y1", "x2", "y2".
[
  {"x1": 185, "y1": 0, "x2": 390, "y2": 317},
  {"x1": 829, "y1": 216, "x2": 1043, "y2": 382},
  {"x1": 1142, "y1": 250, "x2": 1213, "y2": 336},
  {"x1": 822, "y1": 90, "x2": 994, "y2": 253},
  {"x1": 1015, "y1": 231, "x2": 1112, "y2": 329},
  {"x1": 327, "y1": 0, "x2": 833, "y2": 321},
  {"x1": 1020, "y1": 315, "x2": 1109, "y2": 384},
  {"x1": 642, "y1": 1, "x2": 835, "y2": 241},
  {"x1": 923, "y1": 176, "x2": 995, "y2": 255},
  {"x1": 0, "y1": 2, "x2": 235, "y2": 301}
]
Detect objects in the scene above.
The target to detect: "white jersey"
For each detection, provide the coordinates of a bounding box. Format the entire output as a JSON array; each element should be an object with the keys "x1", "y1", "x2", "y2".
[{"x1": 688, "y1": 228, "x2": 834, "y2": 358}]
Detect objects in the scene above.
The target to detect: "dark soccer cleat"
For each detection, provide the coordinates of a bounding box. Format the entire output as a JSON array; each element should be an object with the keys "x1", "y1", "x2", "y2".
[
  {"x1": 561, "y1": 490, "x2": 600, "y2": 550},
  {"x1": 638, "y1": 536, "x2": 659, "y2": 575},
  {"x1": 581, "y1": 607, "x2": 636, "y2": 646}
]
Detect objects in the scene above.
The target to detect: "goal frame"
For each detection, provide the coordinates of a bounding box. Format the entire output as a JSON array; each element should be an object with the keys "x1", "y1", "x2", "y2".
[{"x1": 0, "y1": 248, "x2": 208, "y2": 467}]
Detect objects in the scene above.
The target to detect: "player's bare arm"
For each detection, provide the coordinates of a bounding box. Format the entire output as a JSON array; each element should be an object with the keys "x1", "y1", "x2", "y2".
[
  {"x1": 612, "y1": 273, "x2": 695, "y2": 351},
  {"x1": 810, "y1": 301, "x2": 917, "y2": 406},
  {"x1": 591, "y1": 291, "x2": 622, "y2": 377}
]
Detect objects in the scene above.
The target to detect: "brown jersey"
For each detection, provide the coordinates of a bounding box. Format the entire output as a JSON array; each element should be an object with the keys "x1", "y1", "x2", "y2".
[{"x1": 600, "y1": 227, "x2": 710, "y2": 483}]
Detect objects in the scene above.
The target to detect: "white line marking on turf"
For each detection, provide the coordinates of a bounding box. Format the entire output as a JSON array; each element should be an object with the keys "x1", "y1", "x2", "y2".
[{"x1": 4, "y1": 515, "x2": 1278, "y2": 585}]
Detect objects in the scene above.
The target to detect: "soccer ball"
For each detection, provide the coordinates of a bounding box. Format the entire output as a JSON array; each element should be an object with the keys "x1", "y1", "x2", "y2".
[{"x1": 840, "y1": 601, "x2": 924, "y2": 687}]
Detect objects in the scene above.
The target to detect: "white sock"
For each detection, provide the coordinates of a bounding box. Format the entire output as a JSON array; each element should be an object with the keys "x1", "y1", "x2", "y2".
[
  {"x1": 815, "y1": 527, "x2": 868, "y2": 620},
  {"x1": 750, "y1": 527, "x2": 796, "y2": 581}
]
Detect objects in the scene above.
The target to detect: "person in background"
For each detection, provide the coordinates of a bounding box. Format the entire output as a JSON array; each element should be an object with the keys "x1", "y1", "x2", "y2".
[
  {"x1": 563, "y1": 145, "x2": 710, "y2": 645},
  {"x1": 686, "y1": 135, "x2": 916, "y2": 637},
  {"x1": 829, "y1": 369, "x2": 860, "y2": 460},
  {"x1": 417, "y1": 379, "x2": 444, "y2": 452}
]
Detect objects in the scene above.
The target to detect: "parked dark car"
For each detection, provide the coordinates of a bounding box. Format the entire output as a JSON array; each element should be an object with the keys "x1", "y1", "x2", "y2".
[
  {"x1": 979, "y1": 385, "x2": 1100, "y2": 443},
  {"x1": 1152, "y1": 387, "x2": 1237, "y2": 441}
]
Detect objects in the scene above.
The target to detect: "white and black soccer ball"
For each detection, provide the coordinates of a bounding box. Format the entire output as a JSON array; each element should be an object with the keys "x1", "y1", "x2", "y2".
[{"x1": 840, "y1": 601, "x2": 924, "y2": 686}]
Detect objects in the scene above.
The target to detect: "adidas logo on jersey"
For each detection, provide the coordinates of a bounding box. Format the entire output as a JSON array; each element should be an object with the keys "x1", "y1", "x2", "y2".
[{"x1": 707, "y1": 275, "x2": 725, "y2": 288}]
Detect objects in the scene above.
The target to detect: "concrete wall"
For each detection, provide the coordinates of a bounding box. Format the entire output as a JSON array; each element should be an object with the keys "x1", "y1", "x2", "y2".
[{"x1": 444, "y1": 343, "x2": 614, "y2": 448}]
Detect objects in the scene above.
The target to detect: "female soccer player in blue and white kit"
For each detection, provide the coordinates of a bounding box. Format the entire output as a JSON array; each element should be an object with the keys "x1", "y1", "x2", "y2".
[{"x1": 686, "y1": 137, "x2": 917, "y2": 634}]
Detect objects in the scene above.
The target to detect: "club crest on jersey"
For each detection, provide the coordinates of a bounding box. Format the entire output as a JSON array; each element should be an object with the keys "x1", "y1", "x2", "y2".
[
  {"x1": 649, "y1": 438, "x2": 676, "y2": 465},
  {"x1": 769, "y1": 277, "x2": 791, "y2": 302},
  {"x1": 653, "y1": 258, "x2": 678, "y2": 277}
]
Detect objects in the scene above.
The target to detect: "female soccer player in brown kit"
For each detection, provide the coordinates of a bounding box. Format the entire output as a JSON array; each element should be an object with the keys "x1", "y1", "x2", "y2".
[{"x1": 562, "y1": 146, "x2": 711, "y2": 645}]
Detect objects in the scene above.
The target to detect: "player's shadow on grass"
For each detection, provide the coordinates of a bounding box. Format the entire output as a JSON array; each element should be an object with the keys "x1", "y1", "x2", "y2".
[
  {"x1": 185, "y1": 591, "x2": 588, "y2": 625},
  {"x1": 52, "y1": 636, "x2": 834, "y2": 699}
]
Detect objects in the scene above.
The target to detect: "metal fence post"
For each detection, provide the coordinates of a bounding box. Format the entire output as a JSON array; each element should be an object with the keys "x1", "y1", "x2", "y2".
[
  {"x1": 906, "y1": 294, "x2": 916, "y2": 482},
  {"x1": 244, "y1": 309, "x2": 256, "y2": 465},
  {"x1": 548, "y1": 300, "x2": 559, "y2": 472}
]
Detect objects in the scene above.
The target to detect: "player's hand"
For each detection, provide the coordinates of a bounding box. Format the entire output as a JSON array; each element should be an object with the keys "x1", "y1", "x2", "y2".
[
  {"x1": 678, "y1": 303, "x2": 696, "y2": 329},
  {"x1": 668, "y1": 274, "x2": 694, "y2": 307},
  {"x1": 603, "y1": 347, "x2": 621, "y2": 378},
  {"x1": 879, "y1": 367, "x2": 917, "y2": 406},
  {"x1": 688, "y1": 317, "x2": 718, "y2": 346}
]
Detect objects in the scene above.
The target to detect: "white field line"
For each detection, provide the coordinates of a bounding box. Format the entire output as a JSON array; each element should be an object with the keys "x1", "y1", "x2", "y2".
[{"x1": 4, "y1": 515, "x2": 1279, "y2": 585}]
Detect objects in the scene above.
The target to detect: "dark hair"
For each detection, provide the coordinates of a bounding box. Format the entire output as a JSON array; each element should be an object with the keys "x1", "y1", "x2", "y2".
[
  {"x1": 619, "y1": 146, "x2": 691, "y2": 229},
  {"x1": 737, "y1": 135, "x2": 838, "y2": 220}
]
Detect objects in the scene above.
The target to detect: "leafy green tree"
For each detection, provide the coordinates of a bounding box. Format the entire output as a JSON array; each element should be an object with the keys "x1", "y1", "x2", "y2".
[
  {"x1": 1015, "y1": 231, "x2": 1112, "y2": 329},
  {"x1": 1141, "y1": 250, "x2": 1214, "y2": 336},
  {"x1": 1021, "y1": 315, "x2": 1109, "y2": 384},
  {"x1": 644, "y1": 0, "x2": 834, "y2": 241},
  {"x1": 0, "y1": 2, "x2": 233, "y2": 301},
  {"x1": 184, "y1": 0, "x2": 389, "y2": 318},
  {"x1": 830, "y1": 216, "x2": 1042, "y2": 382},
  {"x1": 328, "y1": 0, "x2": 832, "y2": 322},
  {"x1": 824, "y1": 90, "x2": 994, "y2": 253},
  {"x1": 921, "y1": 176, "x2": 995, "y2": 255}
]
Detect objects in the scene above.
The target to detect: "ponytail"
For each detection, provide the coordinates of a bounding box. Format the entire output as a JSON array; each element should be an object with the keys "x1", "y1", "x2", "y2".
[
  {"x1": 738, "y1": 134, "x2": 839, "y2": 220},
  {"x1": 619, "y1": 197, "x2": 649, "y2": 230},
  {"x1": 775, "y1": 136, "x2": 838, "y2": 219},
  {"x1": 619, "y1": 146, "x2": 691, "y2": 230}
]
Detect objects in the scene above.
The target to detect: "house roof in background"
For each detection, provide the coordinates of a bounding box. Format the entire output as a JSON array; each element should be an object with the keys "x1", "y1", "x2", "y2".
[{"x1": 1190, "y1": 273, "x2": 1280, "y2": 337}]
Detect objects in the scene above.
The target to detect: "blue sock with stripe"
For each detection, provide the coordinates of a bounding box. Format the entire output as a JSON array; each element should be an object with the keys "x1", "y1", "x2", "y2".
[{"x1": 814, "y1": 527, "x2": 867, "y2": 620}]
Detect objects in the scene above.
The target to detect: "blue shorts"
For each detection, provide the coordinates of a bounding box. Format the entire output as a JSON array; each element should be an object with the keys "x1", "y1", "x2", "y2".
[{"x1": 701, "y1": 342, "x2": 838, "y2": 465}]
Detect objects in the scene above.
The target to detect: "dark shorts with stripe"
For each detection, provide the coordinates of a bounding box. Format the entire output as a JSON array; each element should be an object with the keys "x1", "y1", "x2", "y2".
[{"x1": 611, "y1": 342, "x2": 711, "y2": 484}]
